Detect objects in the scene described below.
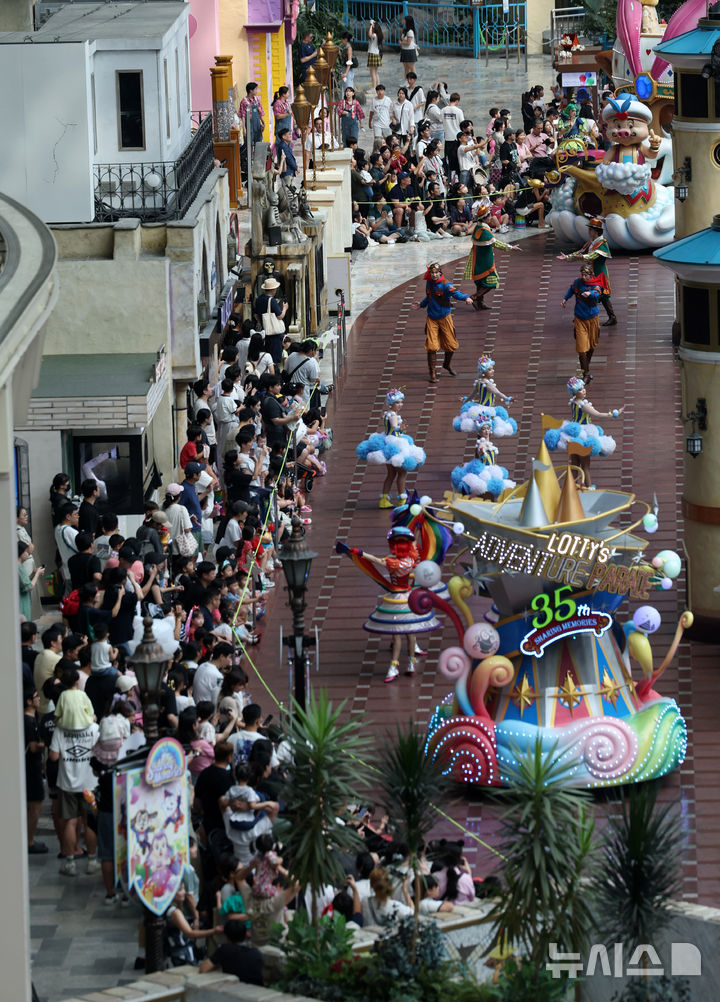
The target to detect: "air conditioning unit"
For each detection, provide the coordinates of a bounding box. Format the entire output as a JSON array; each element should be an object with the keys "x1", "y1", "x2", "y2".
[{"x1": 121, "y1": 177, "x2": 141, "y2": 195}]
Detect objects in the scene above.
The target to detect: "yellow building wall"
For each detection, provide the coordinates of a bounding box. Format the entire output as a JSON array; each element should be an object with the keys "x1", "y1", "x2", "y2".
[
  {"x1": 525, "y1": 0, "x2": 554, "y2": 56},
  {"x1": 219, "y1": 0, "x2": 251, "y2": 92}
]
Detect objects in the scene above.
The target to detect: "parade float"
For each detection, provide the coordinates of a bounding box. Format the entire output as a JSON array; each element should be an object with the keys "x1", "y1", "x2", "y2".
[
  {"x1": 548, "y1": 0, "x2": 706, "y2": 250},
  {"x1": 417, "y1": 442, "x2": 690, "y2": 789}
]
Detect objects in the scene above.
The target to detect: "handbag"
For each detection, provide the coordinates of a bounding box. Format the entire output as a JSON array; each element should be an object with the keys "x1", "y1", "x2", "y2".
[
  {"x1": 263, "y1": 301, "x2": 286, "y2": 336},
  {"x1": 176, "y1": 531, "x2": 198, "y2": 557},
  {"x1": 351, "y1": 56, "x2": 359, "y2": 68}
]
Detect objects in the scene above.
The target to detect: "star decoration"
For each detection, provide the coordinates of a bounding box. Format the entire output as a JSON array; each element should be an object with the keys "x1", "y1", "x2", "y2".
[
  {"x1": 511, "y1": 676, "x2": 536, "y2": 716},
  {"x1": 599, "y1": 671, "x2": 621, "y2": 706},
  {"x1": 555, "y1": 673, "x2": 584, "y2": 713}
]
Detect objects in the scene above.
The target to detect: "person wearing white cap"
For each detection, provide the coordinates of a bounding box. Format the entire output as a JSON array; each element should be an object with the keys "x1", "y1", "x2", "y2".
[
  {"x1": 253, "y1": 278, "x2": 287, "y2": 365},
  {"x1": 163, "y1": 483, "x2": 194, "y2": 557}
]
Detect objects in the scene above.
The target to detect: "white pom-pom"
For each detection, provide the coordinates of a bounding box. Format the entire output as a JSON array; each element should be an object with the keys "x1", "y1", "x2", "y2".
[
  {"x1": 453, "y1": 522, "x2": 465, "y2": 535},
  {"x1": 419, "y1": 494, "x2": 432, "y2": 506}
]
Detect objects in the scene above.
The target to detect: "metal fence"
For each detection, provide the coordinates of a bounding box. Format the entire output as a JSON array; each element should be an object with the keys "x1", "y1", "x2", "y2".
[
  {"x1": 318, "y1": 0, "x2": 527, "y2": 57},
  {"x1": 93, "y1": 112, "x2": 214, "y2": 223},
  {"x1": 549, "y1": 6, "x2": 585, "y2": 53}
]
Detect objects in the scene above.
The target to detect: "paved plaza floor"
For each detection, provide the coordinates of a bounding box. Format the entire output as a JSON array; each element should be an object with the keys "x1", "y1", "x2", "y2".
[{"x1": 29, "y1": 50, "x2": 720, "y2": 1001}]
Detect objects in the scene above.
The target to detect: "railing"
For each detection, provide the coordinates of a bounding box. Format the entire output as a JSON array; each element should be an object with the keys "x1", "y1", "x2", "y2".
[
  {"x1": 550, "y1": 6, "x2": 585, "y2": 53},
  {"x1": 93, "y1": 112, "x2": 215, "y2": 223},
  {"x1": 318, "y1": 0, "x2": 526, "y2": 56}
]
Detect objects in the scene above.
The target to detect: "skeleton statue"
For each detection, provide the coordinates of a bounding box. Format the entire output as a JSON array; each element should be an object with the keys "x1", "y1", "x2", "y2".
[
  {"x1": 276, "y1": 178, "x2": 308, "y2": 245},
  {"x1": 253, "y1": 257, "x2": 286, "y2": 301},
  {"x1": 297, "y1": 187, "x2": 314, "y2": 222}
]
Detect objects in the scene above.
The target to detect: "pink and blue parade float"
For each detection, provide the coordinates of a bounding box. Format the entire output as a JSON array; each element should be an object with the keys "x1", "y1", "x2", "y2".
[{"x1": 419, "y1": 440, "x2": 690, "y2": 788}]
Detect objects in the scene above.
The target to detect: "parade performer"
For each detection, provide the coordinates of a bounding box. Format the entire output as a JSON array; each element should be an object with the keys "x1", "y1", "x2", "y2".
[
  {"x1": 561, "y1": 264, "x2": 602, "y2": 383},
  {"x1": 557, "y1": 217, "x2": 616, "y2": 326},
  {"x1": 464, "y1": 205, "x2": 522, "y2": 312},
  {"x1": 544, "y1": 376, "x2": 625, "y2": 487},
  {"x1": 451, "y1": 414, "x2": 516, "y2": 499},
  {"x1": 453, "y1": 355, "x2": 517, "y2": 435},
  {"x1": 336, "y1": 526, "x2": 441, "y2": 683},
  {"x1": 356, "y1": 389, "x2": 426, "y2": 509},
  {"x1": 413, "y1": 262, "x2": 473, "y2": 384}
]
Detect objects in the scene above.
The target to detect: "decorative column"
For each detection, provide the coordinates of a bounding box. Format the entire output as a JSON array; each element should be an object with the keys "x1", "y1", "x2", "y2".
[
  {"x1": 653, "y1": 11, "x2": 720, "y2": 238},
  {"x1": 655, "y1": 218, "x2": 720, "y2": 639}
]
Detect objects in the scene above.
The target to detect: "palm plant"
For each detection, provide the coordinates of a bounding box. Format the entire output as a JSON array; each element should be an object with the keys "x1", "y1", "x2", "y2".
[
  {"x1": 590, "y1": 780, "x2": 685, "y2": 1001},
  {"x1": 486, "y1": 739, "x2": 596, "y2": 995},
  {"x1": 276, "y1": 689, "x2": 372, "y2": 936},
  {"x1": 379, "y1": 721, "x2": 449, "y2": 947}
]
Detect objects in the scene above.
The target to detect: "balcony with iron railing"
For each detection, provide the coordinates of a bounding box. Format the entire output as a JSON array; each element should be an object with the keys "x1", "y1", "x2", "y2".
[{"x1": 93, "y1": 111, "x2": 215, "y2": 223}]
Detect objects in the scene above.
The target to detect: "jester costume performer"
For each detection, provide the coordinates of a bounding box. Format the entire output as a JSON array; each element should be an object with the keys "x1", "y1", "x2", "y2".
[
  {"x1": 453, "y1": 354, "x2": 517, "y2": 436},
  {"x1": 463, "y1": 205, "x2": 522, "y2": 311},
  {"x1": 356, "y1": 389, "x2": 426, "y2": 509},
  {"x1": 558, "y1": 217, "x2": 616, "y2": 326},
  {"x1": 336, "y1": 499, "x2": 458, "y2": 683},
  {"x1": 562, "y1": 264, "x2": 602, "y2": 383},
  {"x1": 417, "y1": 262, "x2": 472, "y2": 383}
]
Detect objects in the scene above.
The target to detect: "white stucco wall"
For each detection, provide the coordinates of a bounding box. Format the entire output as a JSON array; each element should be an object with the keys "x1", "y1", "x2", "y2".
[
  {"x1": 92, "y1": 12, "x2": 192, "y2": 165},
  {"x1": 0, "y1": 42, "x2": 94, "y2": 223}
]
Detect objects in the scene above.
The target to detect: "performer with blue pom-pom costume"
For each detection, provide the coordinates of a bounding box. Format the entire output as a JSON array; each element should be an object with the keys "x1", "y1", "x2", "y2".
[
  {"x1": 544, "y1": 376, "x2": 625, "y2": 487},
  {"x1": 356, "y1": 389, "x2": 426, "y2": 509},
  {"x1": 451, "y1": 414, "x2": 516, "y2": 499},
  {"x1": 453, "y1": 354, "x2": 518, "y2": 436}
]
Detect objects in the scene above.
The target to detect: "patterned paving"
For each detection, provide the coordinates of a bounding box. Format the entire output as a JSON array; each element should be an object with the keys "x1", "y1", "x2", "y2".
[{"x1": 259, "y1": 231, "x2": 720, "y2": 904}]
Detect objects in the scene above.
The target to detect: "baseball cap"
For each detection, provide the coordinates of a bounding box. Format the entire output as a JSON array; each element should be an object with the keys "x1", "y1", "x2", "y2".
[
  {"x1": 166, "y1": 483, "x2": 183, "y2": 496},
  {"x1": 184, "y1": 461, "x2": 204, "y2": 476},
  {"x1": 399, "y1": 171, "x2": 410, "y2": 180}
]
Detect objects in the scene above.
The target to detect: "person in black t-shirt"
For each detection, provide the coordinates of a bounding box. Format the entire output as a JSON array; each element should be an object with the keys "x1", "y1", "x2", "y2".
[
  {"x1": 194, "y1": 742, "x2": 235, "y2": 835},
  {"x1": 24, "y1": 686, "x2": 48, "y2": 854},
  {"x1": 260, "y1": 375, "x2": 302, "y2": 448},
  {"x1": 68, "y1": 532, "x2": 102, "y2": 590},
  {"x1": 78, "y1": 479, "x2": 101, "y2": 535},
  {"x1": 199, "y1": 919, "x2": 264, "y2": 984}
]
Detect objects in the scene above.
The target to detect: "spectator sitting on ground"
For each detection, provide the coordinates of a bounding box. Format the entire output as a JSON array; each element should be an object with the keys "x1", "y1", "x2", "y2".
[{"x1": 198, "y1": 918, "x2": 264, "y2": 984}]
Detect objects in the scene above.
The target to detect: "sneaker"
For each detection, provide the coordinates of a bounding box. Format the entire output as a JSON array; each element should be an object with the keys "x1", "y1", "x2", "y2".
[
  {"x1": 406, "y1": 658, "x2": 416, "y2": 676},
  {"x1": 28, "y1": 841, "x2": 49, "y2": 855},
  {"x1": 260, "y1": 574, "x2": 276, "y2": 590},
  {"x1": 119, "y1": 893, "x2": 131, "y2": 907},
  {"x1": 86, "y1": 856, "x2": 101, "y2": 875},
  {"x1": 301, "y1": 517, "x2": 312, "y2": 526},
  {"x1": 104, "y1": 893, "x2": 118, "y2": 906},
  {"x1": 499, "y1": 224, "x2": 509, "y2": 233},
  {"x1": 414, "y1": 643, "x2": 428, "y2": 656},
  {"x1": 59, "y1": 858, "x2": 77, "y2": 877},
  {"x1": 384, "y1": 662, "x2": 400, "y2": 683},
  {"x1": 378, "y1": 494, "x2": 393, "y2": 509},
  {"x1": 300, "y1": 505, "x2": 312, "y2": 513}
]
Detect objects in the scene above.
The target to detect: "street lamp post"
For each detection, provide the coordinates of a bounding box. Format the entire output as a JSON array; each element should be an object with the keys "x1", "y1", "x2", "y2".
[
  {"x1": 314, "y1": 51, "x2": 330, "y2": 170},
  {"x1": 132, "y1": 616, "x2": 168, "y2": 973},
  {"x1": 303, "y1": 66, "x2": 321, "y2": 190},
  {"x1": 278, "y1": 515, "x2": 317, "y2": 710},
  {"x1": 291, "y1": 84, "x2": 312, "y2": 191}
]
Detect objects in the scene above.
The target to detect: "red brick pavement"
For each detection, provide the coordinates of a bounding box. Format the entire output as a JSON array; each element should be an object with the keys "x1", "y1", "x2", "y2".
[{"x1": 253, "y1": 232, "x2": 720, "y2": 902}]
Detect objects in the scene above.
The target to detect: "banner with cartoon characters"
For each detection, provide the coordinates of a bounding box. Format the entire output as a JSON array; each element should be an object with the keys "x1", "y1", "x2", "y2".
[{"x1": 126, "y1": 738, "x2": 189, "y2": 916}]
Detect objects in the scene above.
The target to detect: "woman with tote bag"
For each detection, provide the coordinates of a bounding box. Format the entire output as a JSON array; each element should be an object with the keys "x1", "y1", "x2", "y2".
[{"x1": 253, "y1": 277, "x2": 287, "y2": 365}]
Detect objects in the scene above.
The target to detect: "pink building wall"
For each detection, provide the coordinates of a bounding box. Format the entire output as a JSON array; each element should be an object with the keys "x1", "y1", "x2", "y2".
[{"x1": 187, "y1": 0, "x2": 220, "y2": 112}]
